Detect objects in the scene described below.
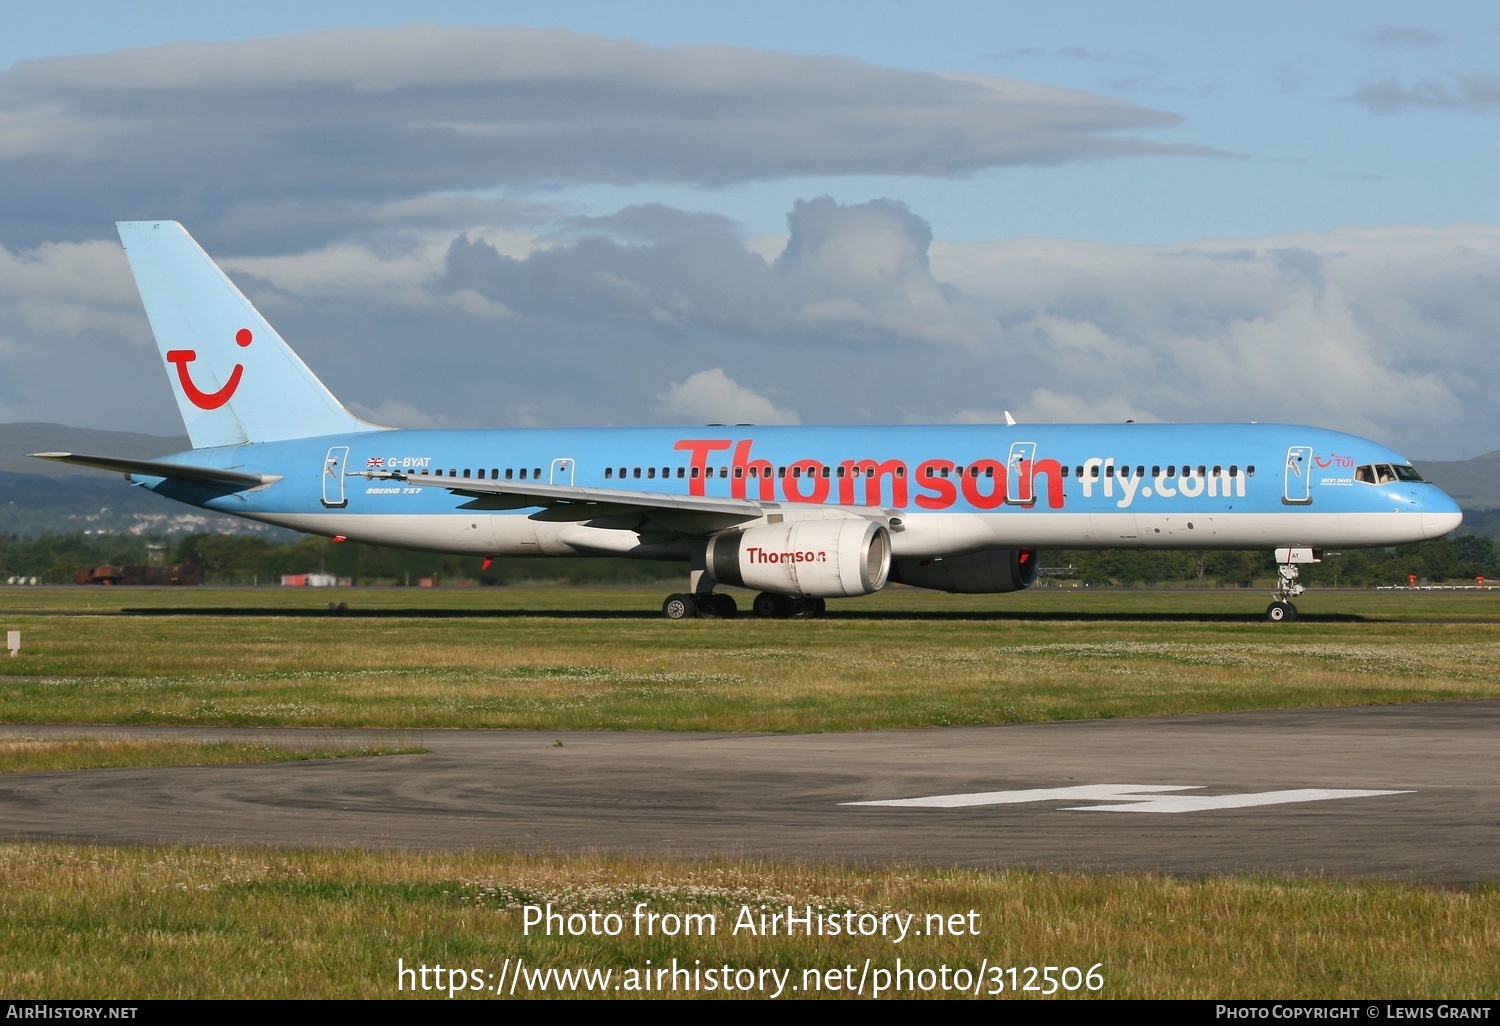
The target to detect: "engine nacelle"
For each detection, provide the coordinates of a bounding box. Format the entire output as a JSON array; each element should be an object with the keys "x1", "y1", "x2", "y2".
[
  {"x1": 707, "y1": 519, "x2": 891, "y2": 598},
  {"x1": 888, "y1": 548, "x2": 1040, "y2": 594}
]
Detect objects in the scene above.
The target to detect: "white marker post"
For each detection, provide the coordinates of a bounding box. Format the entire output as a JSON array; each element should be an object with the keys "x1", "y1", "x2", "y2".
[{"x1": 6, "y1": 631, "x2": 18, "y2": 658}]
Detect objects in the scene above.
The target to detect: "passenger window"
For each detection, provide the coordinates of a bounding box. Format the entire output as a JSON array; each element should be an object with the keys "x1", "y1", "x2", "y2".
[
  {"x1": 691, "y1": 467, "x2": 700, "y2": 479},
  {"x1": 1090, "y1": 466, "x2": 1100, "y2": 478},
  {"x1": 1106, "y1": 466, "x2": 1115, "y2": 478},
  {"x1": 1136, "y1": 466, "x2": 1145, "y2": 477},
  {"x1": 1212, "y1": 465, "x2": 1221, "y2": 477},
  {"x1": 821, "y1": 466, "x2": 831, "y2": 478},
  {"x1": 1152, "y1": 466, "x2": 1160, "y2": 478},
  {"x1": 732, "y1": 467, "x2": 741, "y2": 479},
  {"x1": 491, "y1": 469, "x2": 498, "y2": 479},
  {"x1": 941, "y1": 467, "x2": 951, "y2": 478},
  {"x1": 1166, "y1": 466, "x2": 1175, "y2": 478},
  {"x1": 633, "y1": 467, "x2": 641, "y2": 479},
  {"x1": 463, "y1": 469, "x2": 471, "y2": 478},
  {"x1": 505, "y1": 469, "x2": 513, "y2": 480},
  {"x1": 605, "y1": 468, "x2": 613, "y2": 479},
  {"x1": 778, "y1": 466, "x2": 786, "y2": 478},
  {"x1": 1197, "y1": 466, "x2": 1206, "y2": 478},
  {"x1": 983, "y1": 466, "x2": 992, "y2": 478},
  {"x1": 720, "y1": 468, "x2": 727, "y2": 479},
  {"x1": 1061, "y1": 466, "x2": 1070, "y2": 479},
  {"x1": 1229, "y1": 466, "x2": 1238, "y2": 477},
  {"x1": 647, "y1": 467, "x2": 656, "y2": 479},
  {"x1": 518, "y1": 468, "x2": 526, "y2": 480},
  {"x1": 1247, "y1": 465, "x2": 1256, "y2": 477},
  {"x1": 534, "y1": 468, "x2": 542, "y2": 479}
]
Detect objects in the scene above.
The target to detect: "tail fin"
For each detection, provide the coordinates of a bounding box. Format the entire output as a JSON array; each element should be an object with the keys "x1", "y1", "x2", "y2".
[{"x1": 117, "y1": 221, "x2": 380, "y2": 448}]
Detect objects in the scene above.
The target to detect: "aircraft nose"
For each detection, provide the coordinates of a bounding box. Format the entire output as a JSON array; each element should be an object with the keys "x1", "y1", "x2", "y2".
[{"x1": 1421, "y1": 488, "x2": 1463, "y2": 539}]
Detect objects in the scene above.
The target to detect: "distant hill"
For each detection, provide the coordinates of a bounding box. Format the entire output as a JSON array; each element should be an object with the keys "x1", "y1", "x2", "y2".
[
  {"x1": 0, "y1": 422, "x2": 285, "y2": 538},
  {"x1": 0, "y1": 422, "x2": 189, "y2": 477},
  {"x1": 1414, "y1": 450, "x2": 1500, "y2": 511}
]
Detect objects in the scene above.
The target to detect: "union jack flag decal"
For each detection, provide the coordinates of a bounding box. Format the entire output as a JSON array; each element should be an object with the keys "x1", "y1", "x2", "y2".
[{"x1": 366, "y1": 457, "x2": 385, "y2": 469}]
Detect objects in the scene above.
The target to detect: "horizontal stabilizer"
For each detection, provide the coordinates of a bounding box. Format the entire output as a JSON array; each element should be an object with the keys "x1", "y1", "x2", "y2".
[{"x1": 28, "y1": 452, "x2": 277, "y2": 490}]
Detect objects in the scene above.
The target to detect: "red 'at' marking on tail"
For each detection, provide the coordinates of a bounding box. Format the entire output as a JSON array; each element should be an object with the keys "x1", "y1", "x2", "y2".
[{"x1": 166, "y1": 329, "x2": 252, "y2": 410}]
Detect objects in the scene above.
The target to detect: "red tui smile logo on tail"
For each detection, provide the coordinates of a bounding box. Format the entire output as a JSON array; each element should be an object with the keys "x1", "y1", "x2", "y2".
[{"x1": 166, "y1": 328, "x2": 253, "y2": 409}]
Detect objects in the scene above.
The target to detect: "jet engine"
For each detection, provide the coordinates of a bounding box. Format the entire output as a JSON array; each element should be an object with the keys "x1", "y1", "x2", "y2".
[
  {"x1": 707, "y1": 519, "x2": 891, "y2": 597},
  {"x1": 888, "y1": 548, "x2": 1039, "y2": 593}
]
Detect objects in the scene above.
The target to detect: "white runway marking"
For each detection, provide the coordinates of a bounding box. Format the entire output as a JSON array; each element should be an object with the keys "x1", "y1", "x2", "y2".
[{"x1": 845, "y1": 784, "x2": 1414, "y2": 814}]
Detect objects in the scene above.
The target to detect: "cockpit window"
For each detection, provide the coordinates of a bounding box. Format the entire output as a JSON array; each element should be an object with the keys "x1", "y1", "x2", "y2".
[{"x1": 1355, "y1": 463, "x2": 1424, "y2": 485}]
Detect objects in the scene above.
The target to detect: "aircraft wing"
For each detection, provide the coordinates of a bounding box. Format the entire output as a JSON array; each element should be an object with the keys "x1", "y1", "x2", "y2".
[
  {"x1": 393, "y1": 473, "x2": 765, "y2": 528},
  {"x1": 28, "y1": 452, "x2": 278, "y2": 490}
]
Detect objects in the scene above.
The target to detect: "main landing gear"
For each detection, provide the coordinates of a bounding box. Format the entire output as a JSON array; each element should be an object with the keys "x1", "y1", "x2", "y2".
[
  {"x1": 663, "y1": 551, "x2": 828, "y2": 619},
  {"x1": 662, "y1": 593, "x2": 738, "y2": 620},
  {"x1": 660, "y1": 591, "x2": 826, "y2": 619},
  {"x1": 752, "y1": 593, "x2": 826, "y2": 619}
]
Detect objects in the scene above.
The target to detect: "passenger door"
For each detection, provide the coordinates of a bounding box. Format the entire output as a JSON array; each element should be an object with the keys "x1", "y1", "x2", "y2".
[
  {"x1": 1282, "y1": 445, "x2": 1313, "y2": 505},
  {"x1": 321, "y1": 446, "x2": 349, "y2": 508}
]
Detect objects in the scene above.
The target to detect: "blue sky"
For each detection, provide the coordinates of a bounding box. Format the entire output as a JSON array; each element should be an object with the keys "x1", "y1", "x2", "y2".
[{"x1": 0, "y1": 2, "x2": 1496, "y2": 457}]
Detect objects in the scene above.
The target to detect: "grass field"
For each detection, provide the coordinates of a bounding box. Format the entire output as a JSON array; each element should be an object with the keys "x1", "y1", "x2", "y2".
[
  {"x1": 1, "y1": 586, "x2": 1496, "y2": 730},
  {"x1": 1, "y1": 847, "x2": 1496, "y2": 1000},
  {"x1": 0, "y1": 736, "x2": 423, "y2": 774},
  {"x1": 1, "y1": 584, "x2": 1496, "y2": 999}
]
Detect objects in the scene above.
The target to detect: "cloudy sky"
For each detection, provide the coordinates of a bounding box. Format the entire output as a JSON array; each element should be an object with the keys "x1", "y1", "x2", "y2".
[{"x1": 1, "y1": 1, "x2": 1496, "y2": 459}]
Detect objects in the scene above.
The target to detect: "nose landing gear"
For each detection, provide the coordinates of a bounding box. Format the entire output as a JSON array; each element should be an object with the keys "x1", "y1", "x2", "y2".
[{"x1": 1267, "y1": 546, "x2": 1318, "y2": 623}]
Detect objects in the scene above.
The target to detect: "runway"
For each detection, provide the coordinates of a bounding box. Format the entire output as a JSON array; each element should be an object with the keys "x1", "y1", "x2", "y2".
[{"x1": 3, "y1": 700, "x2": 1496, "y2": 882}]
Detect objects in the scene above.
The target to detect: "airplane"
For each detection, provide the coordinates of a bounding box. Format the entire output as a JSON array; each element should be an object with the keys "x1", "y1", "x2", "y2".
[{"x1": 31, "y1": 221, "x2": 1463, "y2": 622}]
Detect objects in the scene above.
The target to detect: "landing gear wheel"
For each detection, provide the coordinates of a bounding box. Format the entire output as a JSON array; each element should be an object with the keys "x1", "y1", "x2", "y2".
[
  {"x1": 810, "y1": 597, "x2": 826, "y2": 616},
  {"x1": 753, "y1": 592, "x2": 790, "y2": 619},
  {"x1": 711, "y1": 593, "x2": 738, "y2": 619},
  {"x1": 1266, "y1": 601, "x2": 1298, "y2": 623},
  {"x1": 663, "y1": 593, "x2": 695, "y2": 620}
]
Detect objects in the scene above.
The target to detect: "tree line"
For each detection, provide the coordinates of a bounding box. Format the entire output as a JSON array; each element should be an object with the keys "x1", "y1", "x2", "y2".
[{"x1": 1, "y1": 531, "x2": 1494, "y2": 588}]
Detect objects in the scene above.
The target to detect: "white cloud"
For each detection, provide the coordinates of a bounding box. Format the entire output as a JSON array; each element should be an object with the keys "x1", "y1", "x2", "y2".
[
  {"x1": 2, "y1": 205, "x2": 1496, "y2": 460},
  {"x1": 658, "y1": 369, "x2": 800, "y2": 426},
  {"x1": 0, "y1": 26, "x2": 1208, "y2": 248}
]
